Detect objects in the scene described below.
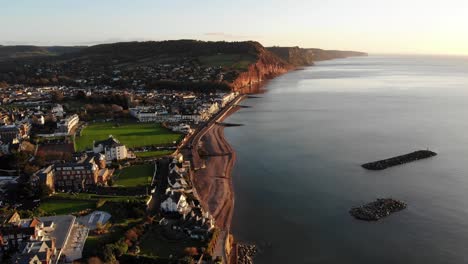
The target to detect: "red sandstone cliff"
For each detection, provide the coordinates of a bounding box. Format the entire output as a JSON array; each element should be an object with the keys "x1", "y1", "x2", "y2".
[{"x1": 230, "y1": 44, "x2": 293, "y2": 91}]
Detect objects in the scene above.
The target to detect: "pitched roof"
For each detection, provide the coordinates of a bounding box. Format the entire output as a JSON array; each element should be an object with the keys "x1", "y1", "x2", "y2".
[{"x1": 94, "y1": 136, "x2": 123, "y2": 148}]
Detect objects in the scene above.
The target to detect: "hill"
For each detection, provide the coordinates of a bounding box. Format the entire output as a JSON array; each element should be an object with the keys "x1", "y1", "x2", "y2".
[
  {"x1": 0, "y1": 45, "x2": 83, "y2": 61},
  {"x1": 58, "y1": 40, "x2": 273, "y2": 70},
  {"x1": 267, "y1": 46, "x2": 367, "y2": 66},
  {"x1": 0, "y1": 40, "x2": 366, "y2": 91},
  {"x1": 0, "y1": 40, "x2": 292, "y2": 91}
]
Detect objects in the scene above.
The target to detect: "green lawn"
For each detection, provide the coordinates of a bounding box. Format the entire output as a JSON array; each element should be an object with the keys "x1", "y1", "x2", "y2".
[
  {"x1": 39, "y1": 193, "x2": 147, "y2": 215},
  {"x1": 52, "y1": 193, "x2": 146, "y2": 202},
  {"x1": 139, "y1": 226, "x2": 205, "y2": 258},
  {"x1": 75, "y1": 122, "x2": 182, "y2": 151},
  {"x1": 115, "y1": 164, "x2": 154, "y2": 187},
  {"x1": 39, "y1": 199, "x2": 96, "y2": 215},
  {"x1": 135, "y1": 150, "x2": 173, "y2": 158}
]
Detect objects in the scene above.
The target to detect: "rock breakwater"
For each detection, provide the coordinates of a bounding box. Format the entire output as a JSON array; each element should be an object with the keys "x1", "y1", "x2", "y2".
[
  {"x1": 362, "y1": 150, "x2": 437, "y2": 170},
  {"x1": 237, "y1": 244, "x2": 257, "y2": 264},
  {"x1": 350, "y1": 198, "x2": 407, "y2": 221}
]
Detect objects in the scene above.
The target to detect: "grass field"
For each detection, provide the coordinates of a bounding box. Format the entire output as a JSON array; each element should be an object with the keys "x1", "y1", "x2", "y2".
[
  {"x1": 115, "y1": 164, "x2": 154, "y2": 187},
  {"x1": 39, "y1": 193, "x2": 147, "y2": 215},
  {"x1": 135, "y1": 150, "x2": 173, "y2": 158},
  {"x1": 139, "y1": 226, "x2": 205, "y2": 258},
  {"x1": 75, "y1": 122, "x2": 182, "y2": 151},
  {"x1": 39, "y1": 199, "x2": 95, "y2": 215},
  {"x1": 199, "y1": 53, "x2": 256, "y2": 70}
]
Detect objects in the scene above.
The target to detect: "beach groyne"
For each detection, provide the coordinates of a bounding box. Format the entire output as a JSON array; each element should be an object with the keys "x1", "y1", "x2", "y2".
[
  {"x1": 350, "y1": 198, "x2": 407, "y2": 221},
  {"x1": 362, "y1": 150, "x2": 437, "y2": 170}
]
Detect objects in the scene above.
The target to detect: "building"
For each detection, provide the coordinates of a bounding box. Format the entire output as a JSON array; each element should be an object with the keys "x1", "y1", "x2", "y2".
[
  {"x1": 53, "y1": 156, "x2": 100, "y2": 191},
  {"x1": 93, "y1": 136, "x2": 128, "y2": 161},
  {"x1": 17, "y1": 239, "x2": 56, "y2": 264},
  {"x1": 0, "y1": 139, "x2": 11, "y2": 154},
  {"x1": 10, "y1": 215, "x2": 78, "y2": 264},
  {"x1": 32, "y1": 114, "x2": 45, "y2": 125},
  {"x1": 33, "y1": 165, "x2": 55, "y2": 191},
  {"x1": 56, "y1": 114, "x2": 79, "y2": 135},
  {"x1": 31, "y1": 155, "x2": 112, "y2": 192},
  {"x1": 0, "y1": 176, "x2": 19, "y2": 200},
  {"x1": 0, "y1": 125, "x2": 19, "y2": 141},
  {"x1": 0, "y1": 123, "x2": 30, "y2": 141},
  {"x1": 0, "y1": 211, "x2": 21, "y2": 226},
  {"x1": 160, "y1": 192, "x2": 192, "y2": 216},
  {"x1": 51, "y1": 104, "x2": 64, "y2": 118},
  {"x1": 171, "y1": 123, "x2": 192, "y2": 134}
]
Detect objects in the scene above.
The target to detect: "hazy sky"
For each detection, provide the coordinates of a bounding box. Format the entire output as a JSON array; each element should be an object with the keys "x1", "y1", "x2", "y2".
[{"x1": 2, "y1": 0, "x2": 468, "y2": 55}]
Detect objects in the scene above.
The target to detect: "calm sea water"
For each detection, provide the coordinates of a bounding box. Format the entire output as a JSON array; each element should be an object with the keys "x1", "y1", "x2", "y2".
[{"x1": 225, "y1": 55, "x2": 468, "y2": 264}]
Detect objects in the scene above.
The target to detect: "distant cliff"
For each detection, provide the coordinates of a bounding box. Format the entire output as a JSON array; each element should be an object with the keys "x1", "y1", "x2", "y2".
[
  {"x1": 267, "y1": 46, "x2": 316, "y2": 67},
  {"x1": 267, "y1": 46, "x2": 367, "y2": 66},
  {"x1": 0, "y1": 40, "x2": 366, "y2": 92}
]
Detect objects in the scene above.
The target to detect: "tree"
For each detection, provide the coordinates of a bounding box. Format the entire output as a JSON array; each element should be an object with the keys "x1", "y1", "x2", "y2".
[
  {"x1": 38, "y1": 183, "x2": 53, "y2": 199},
  {"x1": 76, "y1": 90, "x2": 87, "y2": 100},
  {"x1": 101, "y1": 244, "x2": 116, "y2": 263},
  {"x1": 0, "y1": 81, "x2": 8, "y2": 88},
  {"x1": 106, "y1": 178, "x2": 114, "y2": 187},
  {"x1": 113, "y1": 240, "x2": 128, "y2": 257},
  {"x1": 125, "y1": 228, "x2": 138, "y2": 242},
  {"x1": 184, "y1": 247, "x2": 198, "y2": 257},
  {"x1": 181, "y1": 256, "x2": 195, "y2": 264},
  {"x1": 34, "y1": 156, "x2": 46, "y2": 167},
  {"x1": 23, "y1": 164, "x2": 39, "y2": 176},
  {"x1": 87, "y1": 256, "x2": 104, "y2": 264},
  {"x1": 51, "y1": 90, "x2": 64, "y2": 102}
]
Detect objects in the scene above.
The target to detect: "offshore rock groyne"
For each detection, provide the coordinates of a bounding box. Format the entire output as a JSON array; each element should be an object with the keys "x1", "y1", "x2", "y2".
[
  {"x1": 237, "y1": 244, "x2": 257, "y2": 264},
  {"x1": 362, "y1": 150, "x2": 437, "y2": 170},
  {"x1": 350, "y1": 198, "x2": 407, "y2": 221}
]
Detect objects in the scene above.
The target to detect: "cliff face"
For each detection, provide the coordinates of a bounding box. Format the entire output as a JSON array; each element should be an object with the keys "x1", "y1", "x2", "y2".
[
  {"x1": 230, "y1": 45, "x2": 367, "y2": 91},
  {"x1": 307, "y1": 48, "x2": 368, "y2": 61},
  {"x1": 230, "y1": 45, "x2": 292, "y2": 91},
  {"x1": 267, "y1": 46, "x2": 368, "y2": 66},
  {"x1": 266, "y1": 46, "x2": 316, "y2": 66}
]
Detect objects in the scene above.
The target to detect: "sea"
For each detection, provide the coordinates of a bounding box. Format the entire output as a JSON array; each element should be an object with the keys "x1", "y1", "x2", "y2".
[{"x1": 224, "y1": 55, "x2": 468, "y2": 264}]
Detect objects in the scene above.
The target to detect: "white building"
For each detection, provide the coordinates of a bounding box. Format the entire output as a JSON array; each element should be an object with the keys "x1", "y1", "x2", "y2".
[
  {"x1": 160, "y1": 192, "x2": 191, "y2": 216},
  {"x1": 171, "y1": 123, "x2": 192, "y2": 134},
  {"x1": 93, "y1": 136, "x2": 128, "y2": 161},
  {"x1": 129, "y1": 106, "x2": 168, "y2": 122},
  {"x1": 56, "y1": 114, "x2": 79, "y2": 135},
  {"x1": 51, "y1": 104, "x2": 65, "y2": 118}
]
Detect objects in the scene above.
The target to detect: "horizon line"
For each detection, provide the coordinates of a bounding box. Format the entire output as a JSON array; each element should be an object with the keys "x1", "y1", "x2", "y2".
[{"x1": 1, "y1": 39, "x2": 468, "y2": 57}]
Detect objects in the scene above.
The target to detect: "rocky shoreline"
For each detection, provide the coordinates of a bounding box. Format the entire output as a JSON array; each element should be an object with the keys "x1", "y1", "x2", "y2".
[
  {"x1": 362, "y1": 150, "x2": 437, "y2": 170},
  {"x1": 350, "y1": 198, "x2": 407, "y2": 221},
  {"x1": 237, "y1": 244, "x2": 257, "y2": 264}
]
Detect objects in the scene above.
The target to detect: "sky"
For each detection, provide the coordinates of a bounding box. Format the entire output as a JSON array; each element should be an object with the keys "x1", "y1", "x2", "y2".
[{"x1": 1, "y1": 0, "x2": 468, "y2": 55}]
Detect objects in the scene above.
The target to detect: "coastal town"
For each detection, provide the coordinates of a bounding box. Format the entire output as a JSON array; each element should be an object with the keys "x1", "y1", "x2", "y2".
[
  {"x1": 0, "y1": 75, "x2": 242, "y2": 263},
  {"x1": 0, "y1": 39, "x2": 368, "y2": 264}
]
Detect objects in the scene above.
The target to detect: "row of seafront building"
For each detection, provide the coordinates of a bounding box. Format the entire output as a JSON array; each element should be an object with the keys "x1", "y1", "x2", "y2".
[{"x1": 129, "y1": 92, "x2": 237, "y2": 123}]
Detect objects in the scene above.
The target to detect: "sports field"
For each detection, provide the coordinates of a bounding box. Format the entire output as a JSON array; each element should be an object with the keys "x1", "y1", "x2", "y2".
[
  {"x1": 114, "y1": 164, "x2": 154, "y2": 187},
  {"x1": 75, "y1": 122, "x2": 182, "y2": 151}
]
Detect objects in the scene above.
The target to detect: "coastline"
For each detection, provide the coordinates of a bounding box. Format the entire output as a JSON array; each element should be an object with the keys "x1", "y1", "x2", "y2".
[
  {"x1": 177, "y1": 94, "x2": 245, "y2": 262},
  {"x1": 182, "y1": 55, "x2": 365, "y2": 263}
]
